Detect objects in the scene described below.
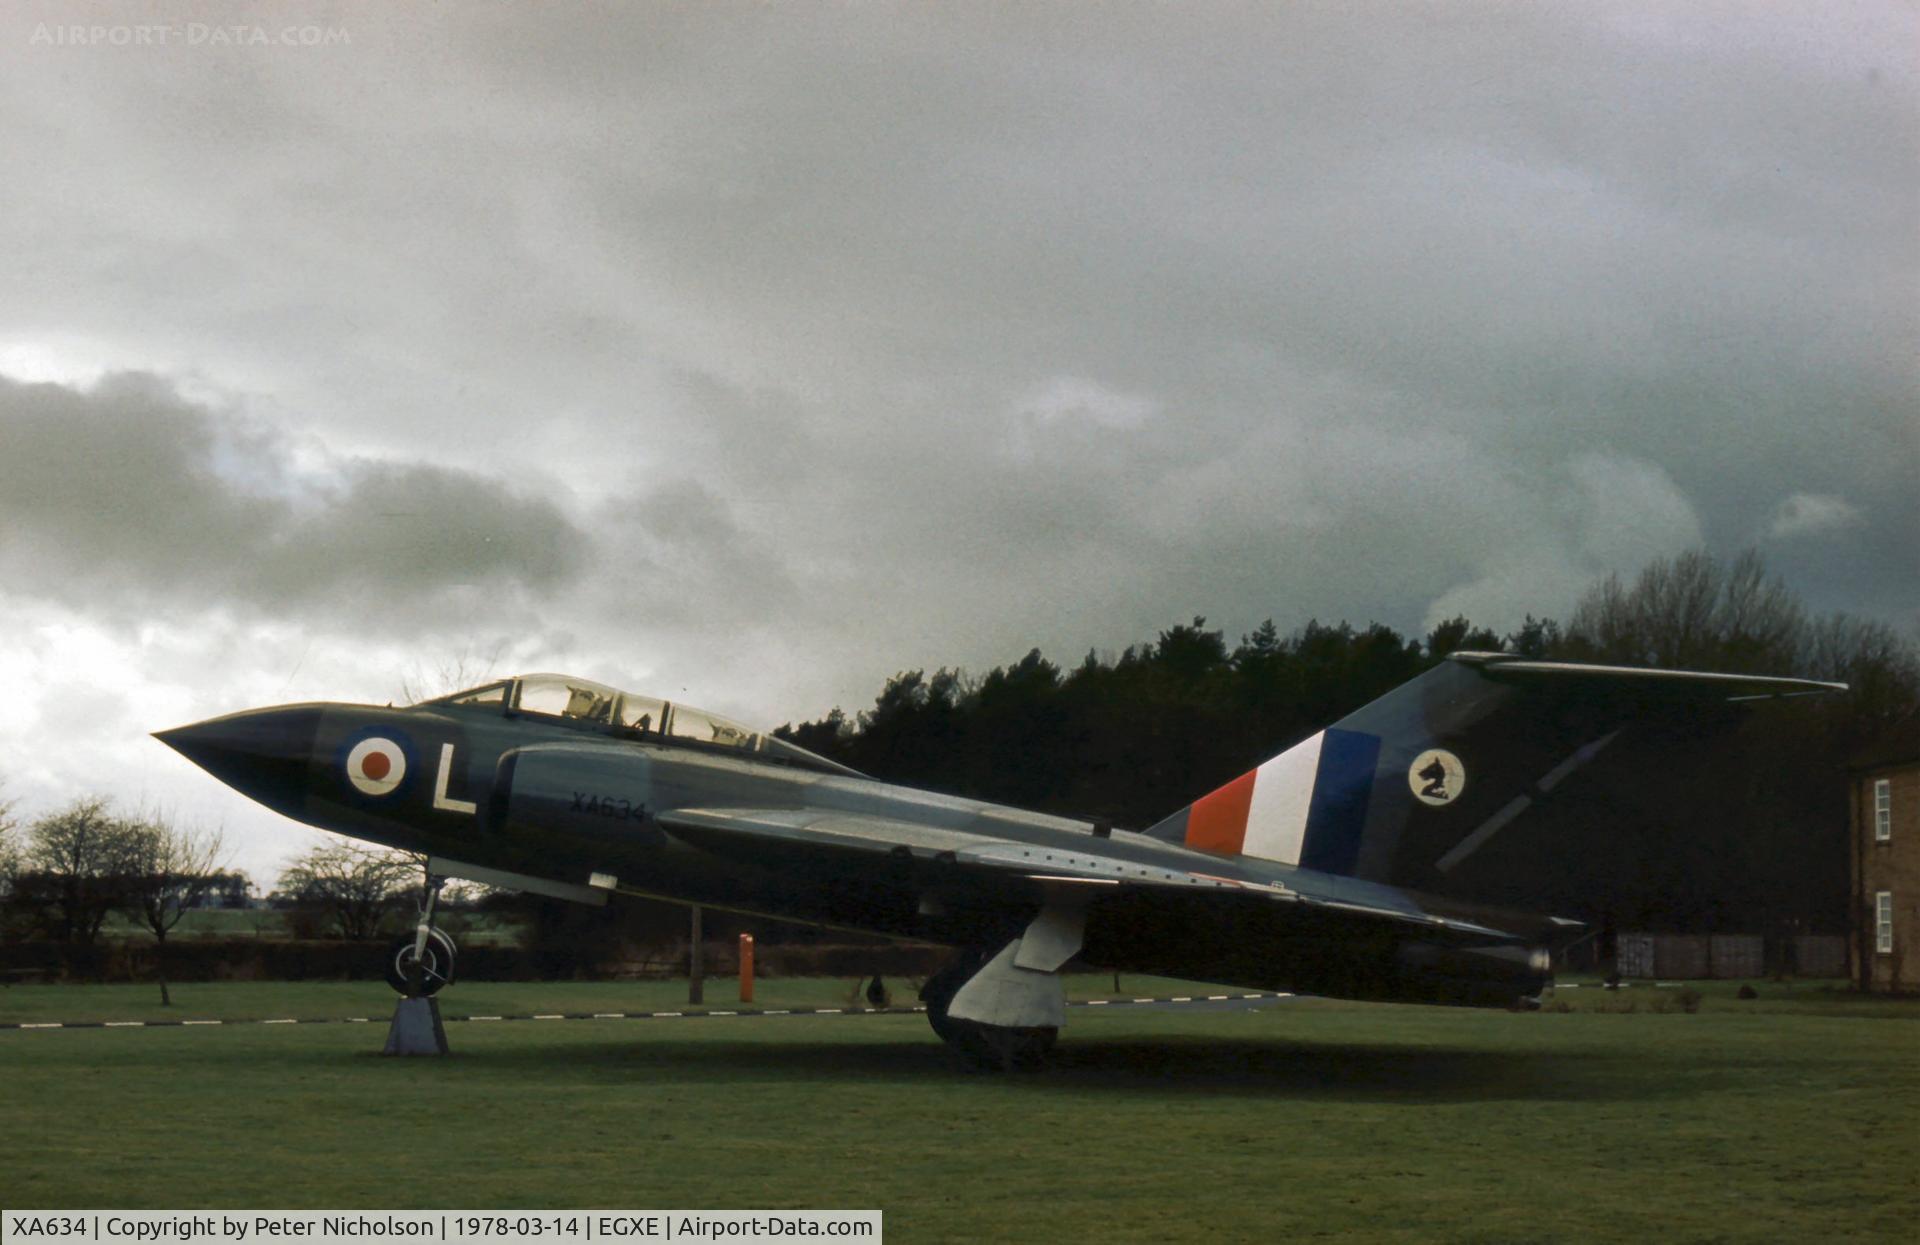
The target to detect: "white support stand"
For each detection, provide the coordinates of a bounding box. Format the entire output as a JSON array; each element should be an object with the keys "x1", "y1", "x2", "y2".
[{"x1": 382, "y1": 996, "x2": 449, "y2": 1056}]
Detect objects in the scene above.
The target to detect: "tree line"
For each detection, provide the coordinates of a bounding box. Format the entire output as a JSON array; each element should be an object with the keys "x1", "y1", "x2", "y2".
[
  {"x1": 0, "y1": 797, "x2": 226, "y2": 1004},
  {"x1": 773, "y1": 549, "x2": 1918, "y2": 934},
  {"x1": 0, "y1": 807, "x2": 687, "y2": 987}
]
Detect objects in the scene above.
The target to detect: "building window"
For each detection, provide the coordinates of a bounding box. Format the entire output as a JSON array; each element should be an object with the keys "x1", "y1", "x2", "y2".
[
  {"x1": 1876, "y1": 891, "x2": 1895, "y2": 954},
  {"x1": 1874, "y1": 778, "x2": 1891, "y2": 843}
]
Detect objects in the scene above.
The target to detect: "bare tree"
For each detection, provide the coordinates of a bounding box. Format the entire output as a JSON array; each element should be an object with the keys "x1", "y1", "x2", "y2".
[
  {"x1": 397, "y1": 640, "x2": 509, "y2": 705},
  {"x1": 18, "y1": 797, "x2": 148, "y2": 944},
  {"x1": 1563, "y1": 549, "x2": 1920, "y2": 728},
  {"x1": 277, "y1": 840, "x2": 420, "y2": 941},
  {"x1": 120, "y1": 814, "x2": 228, "y2": 1006},
  {"x1": 1802, "y1": 612, "x2": 1920, "y2": 731},
  {"x1": 1715, "y1": 550, "x2": 1807, "y2": 671},
  {"x1": 1565, "y1": 548, "x2": 1807, "y2": 672},
  {"x1": 0, "y1": 777, "x2": 18, "y2": 880}
]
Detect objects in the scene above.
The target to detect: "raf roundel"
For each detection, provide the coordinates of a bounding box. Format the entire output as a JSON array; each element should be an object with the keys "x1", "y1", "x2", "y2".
[{"x1": 345, "y1": 736, "x2": 407, "y2": 797}]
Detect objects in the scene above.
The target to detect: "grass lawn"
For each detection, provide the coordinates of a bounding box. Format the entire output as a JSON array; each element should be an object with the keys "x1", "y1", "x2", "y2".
[
  {"x1": 4, "y1": 981, "x2": 1916, "y2": 1242},
  {"x1": 0, "y1": 974, "x2": 1206, "y2": 1024},
  {"x1": 1541, "y1": 975, "x2": 1915, "y2": 1017}
]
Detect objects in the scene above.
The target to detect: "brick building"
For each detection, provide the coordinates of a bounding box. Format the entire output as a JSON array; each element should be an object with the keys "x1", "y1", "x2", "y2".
[{"x1": 1851, "y1": 715, "x2": 1920, "y2": 992}]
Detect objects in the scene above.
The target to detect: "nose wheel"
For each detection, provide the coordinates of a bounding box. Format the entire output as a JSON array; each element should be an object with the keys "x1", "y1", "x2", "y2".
[{"x1": 386, "y1": 926, "x2": 457, "y2": 996}]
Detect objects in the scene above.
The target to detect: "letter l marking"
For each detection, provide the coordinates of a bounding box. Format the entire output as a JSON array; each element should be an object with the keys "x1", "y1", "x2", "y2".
[{"x1": 434, "y1": 743, "x2": 478, "y2": 814}]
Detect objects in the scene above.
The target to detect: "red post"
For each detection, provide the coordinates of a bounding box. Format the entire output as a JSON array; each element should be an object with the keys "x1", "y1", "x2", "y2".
[{"x1": 739, "y1": 933, "x2": 755, "y2": 1003}]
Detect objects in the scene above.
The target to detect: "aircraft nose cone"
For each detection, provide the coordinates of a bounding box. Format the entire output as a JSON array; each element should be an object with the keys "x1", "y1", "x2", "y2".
[{"x1": 154, "y1": 705, "x2": 324, "y2": 810}]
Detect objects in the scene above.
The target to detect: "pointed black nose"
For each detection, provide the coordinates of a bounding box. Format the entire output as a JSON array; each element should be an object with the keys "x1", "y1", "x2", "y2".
[{"x1": 155, "y1": 705, "x2": 325, "y2": 812}]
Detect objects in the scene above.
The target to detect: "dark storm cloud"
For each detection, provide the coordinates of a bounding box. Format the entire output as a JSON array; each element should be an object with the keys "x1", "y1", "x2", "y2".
[
  {"x1": 521, "y1": 4, "x2": 1911, "y2": 402},
  {"x1": 451, "y1": 2, "x2": 1913, "y2": 638},
  {"x1": 0, "y1": 373, "x2": 589, "y2": 620},
  {"x1": 0, "y1": 2, "x2": 1910, "y2": 703}
]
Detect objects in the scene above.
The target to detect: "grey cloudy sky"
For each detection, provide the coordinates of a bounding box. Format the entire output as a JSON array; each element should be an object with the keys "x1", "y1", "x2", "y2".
[{"x1": 0, "y1": 2, "x2": 1913, "y2": 881}]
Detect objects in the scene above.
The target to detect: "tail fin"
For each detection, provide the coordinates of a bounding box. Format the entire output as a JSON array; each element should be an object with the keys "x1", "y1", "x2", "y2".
[{"x1": 1145, "y1": 653, "x2": 1842, "y2": 890}]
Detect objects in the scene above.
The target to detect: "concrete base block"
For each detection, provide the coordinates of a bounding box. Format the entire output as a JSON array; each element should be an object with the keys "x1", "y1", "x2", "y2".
[{"x1": 382, "y1": 996, "x2": 449, "y2": 1056}]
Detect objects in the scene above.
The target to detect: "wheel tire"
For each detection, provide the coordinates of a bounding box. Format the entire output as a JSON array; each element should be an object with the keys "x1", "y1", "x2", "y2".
[
  {"x1": 919, "y1": 948, "x2": 987, "y2": 1044},
  {"x1": 385, "y1": 927, "x2": 457, "y2": 997},
  {"x1": 919, "y1": 947, "x2": 1056, "y2": 1070}
]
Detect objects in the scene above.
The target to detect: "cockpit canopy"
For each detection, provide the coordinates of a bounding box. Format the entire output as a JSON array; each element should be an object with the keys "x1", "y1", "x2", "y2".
[{"x1": 422, "y1": 674, "x2": 854, "y2": 775}]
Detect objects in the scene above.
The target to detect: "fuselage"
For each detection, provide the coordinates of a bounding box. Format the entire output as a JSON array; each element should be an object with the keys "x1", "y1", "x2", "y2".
[{"x1": 157, "y1": 676, "x2": 1556, "y2": 1007}]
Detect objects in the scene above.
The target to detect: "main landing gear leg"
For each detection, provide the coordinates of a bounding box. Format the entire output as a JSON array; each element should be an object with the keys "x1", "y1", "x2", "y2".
[{"x1": 383, "y1": 867, "x2": 452, "y2": 1056}]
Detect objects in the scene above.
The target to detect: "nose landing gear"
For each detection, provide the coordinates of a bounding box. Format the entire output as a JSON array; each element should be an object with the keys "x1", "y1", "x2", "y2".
[
  {"x1": 385, "y1": 871, "x2": 457, "y2": 998},
  {"x1": 382, "y1": 868, "x2": 452, "y2": 1056}
]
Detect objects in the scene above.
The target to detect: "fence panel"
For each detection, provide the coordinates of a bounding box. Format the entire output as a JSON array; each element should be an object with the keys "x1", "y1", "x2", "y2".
[
  {"x1": 1617, "y1": 933, "x2": 1656, "y2": 978},
  {"x1": 1653, "y1": 934, "x2": 1710, "y2": 979},
  {"x1": 1709, "y1": 935, "x2": 1763, "y2": 979},
  {"x1": 1792, "y1": 935, "x2": 1847, "y2": 978}
]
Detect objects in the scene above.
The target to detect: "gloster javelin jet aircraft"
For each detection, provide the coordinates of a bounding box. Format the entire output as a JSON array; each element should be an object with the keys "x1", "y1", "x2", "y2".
[{"x1": 156, "y1": 653, "x2": 1840, "y2": 1066}]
